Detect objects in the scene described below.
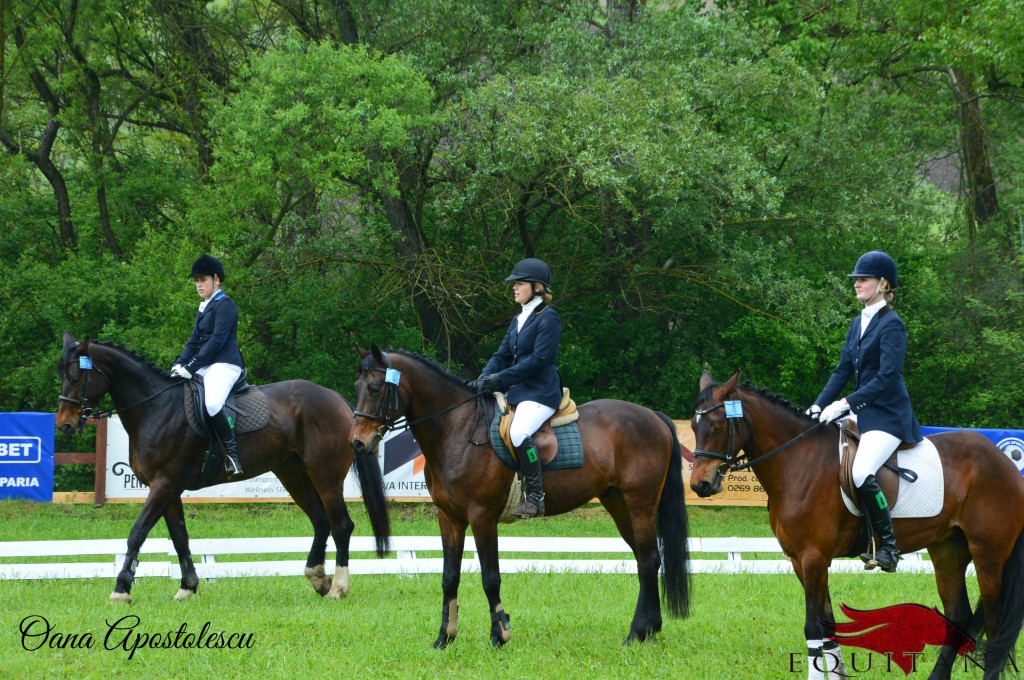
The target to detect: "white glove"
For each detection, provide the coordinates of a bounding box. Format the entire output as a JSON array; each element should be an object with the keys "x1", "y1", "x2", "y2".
[
  {"x1": 805, "y1": 404, "x2": 821, "y2": 418},
  {"x1": 171, "y1": 364, "x2": 192, "y2": 380},
  {"x1": 819, "y1": 399, "x2": 850, "y2": 423}
]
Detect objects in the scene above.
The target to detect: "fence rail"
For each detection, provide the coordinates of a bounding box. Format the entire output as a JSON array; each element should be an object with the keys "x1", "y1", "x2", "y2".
[{"x1": 0, "y1": 536, "x2": 952, "y2": 580}]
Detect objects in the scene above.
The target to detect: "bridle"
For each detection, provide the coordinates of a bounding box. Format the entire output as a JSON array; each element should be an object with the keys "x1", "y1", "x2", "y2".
[
  {"x1": 692, "y1": 398, "x2": 826, "y2": 476},
  {"x1": 352, "y1": 351, "x2": 488, "y2": 453},
  {"x1": 58, "y1": 352, "x2": 183, "y2": 430}
]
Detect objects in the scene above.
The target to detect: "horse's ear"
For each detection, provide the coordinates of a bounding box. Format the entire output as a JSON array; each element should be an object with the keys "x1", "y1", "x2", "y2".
[
  {"x1": 356, "y1": 346, "x2": 369, "y2": 359},
  {"x1": 370, "y1": 344, "x2": 383, "y2": 361},
  {"x1": 721, "y1": 371, "x2": 741, "y2": 394},
  {"x1": 62, "y1": 331, "x2": 77, "y2": 351},
  {"x1": 80, "y1": 338, "x2": 91, "y2": 354},
  {"x1": 699, "y1": 369, "x2": 714, "y2": 391}
]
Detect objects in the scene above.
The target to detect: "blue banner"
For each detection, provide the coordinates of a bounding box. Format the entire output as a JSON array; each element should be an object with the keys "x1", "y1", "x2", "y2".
[
  {"x1": 0, "y1": 413, "x2": 55, "y2": 502},
  {"x1": 922, "y1": 425, "x2": 1024, "y2": 477}
]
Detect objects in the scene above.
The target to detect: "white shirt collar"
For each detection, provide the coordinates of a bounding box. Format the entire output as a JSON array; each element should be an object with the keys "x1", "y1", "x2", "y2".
[
  {"x1": 516, "y1": 297, "x2": 544, "y2": 331},
  {"x1": 198, "y1": 289, "x2": 224, "y2": 313},
  {"x1": 862, "y1": 299, "x2": 886, "y2": 319}
]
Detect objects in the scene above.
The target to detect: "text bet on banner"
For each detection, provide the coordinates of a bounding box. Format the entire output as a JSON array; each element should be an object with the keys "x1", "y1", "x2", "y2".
[{"x1": 0, "y1": 412, "x2": 55, "y2": 502}]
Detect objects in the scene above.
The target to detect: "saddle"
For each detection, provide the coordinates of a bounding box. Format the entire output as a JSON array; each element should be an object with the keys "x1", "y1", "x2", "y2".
[
  {"x1": 495, "y1": 388, "x2": 578, "y2": 465},
  {"x1": 183, "y1": 371, "x2": 270, "y2": 488},
  {"x1": 838, "y1": 420, "x2": 919, "y2": 510}
]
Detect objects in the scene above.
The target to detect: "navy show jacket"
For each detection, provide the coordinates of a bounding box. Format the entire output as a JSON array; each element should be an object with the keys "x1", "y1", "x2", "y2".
[
  {"x1": 174, "y1": 291, "x2": 245, "y2": 373},
  {"x1": 481, "y1": 302, "x2": 562, "y2": 410},
  {"x1": 814, "y1": 304, "x2": 922, "y2": 444}
]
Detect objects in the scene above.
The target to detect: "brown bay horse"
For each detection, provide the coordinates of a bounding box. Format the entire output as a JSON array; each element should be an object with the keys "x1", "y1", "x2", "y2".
[
  {"x1": 690, "y1": 370, "x2": 1024, "y2": 680},
  {"x1": 56, "y1": 332, "x2": 391, "y2": 603},
  {"x1": 348, "y1": 345, "x2": 691, "y2": 647}
]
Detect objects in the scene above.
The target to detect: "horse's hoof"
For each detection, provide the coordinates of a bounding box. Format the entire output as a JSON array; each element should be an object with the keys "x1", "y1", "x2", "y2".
[
  {"x1": 304, "y1": 565, "x2": 331, "y2": 596},
  {"x1": 432, "y1": 633, "x2": 453, "y2": 649},
  {"x1": 326, "y1": 566, "x2": 350, "y2": 599},
  {"x1": 109, "y1": 592, "x2": 132, "y2": 604},
  {"x1": 173, "y1": 588, "x2": 195, "y2": 601},
  {"x1": 326, "y1": 583, "x2": 350, "y2": 600}
]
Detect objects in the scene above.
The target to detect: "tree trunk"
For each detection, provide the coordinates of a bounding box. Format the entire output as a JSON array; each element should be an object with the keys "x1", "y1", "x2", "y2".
[{"x1": 951, "y1": 68, "x2": 999, "y2": 231}]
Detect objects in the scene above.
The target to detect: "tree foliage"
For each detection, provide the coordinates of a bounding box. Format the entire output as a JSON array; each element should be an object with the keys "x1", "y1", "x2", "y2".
[{"x1": 1, "y1": 0, "x2": 1022, "y2": 428}]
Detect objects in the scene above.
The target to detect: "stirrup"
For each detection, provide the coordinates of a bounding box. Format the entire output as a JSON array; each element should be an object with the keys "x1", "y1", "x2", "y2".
[
  {"x1": 225, "y1": 456, "x2": 243, "y2": 478},
  {"x1": 512, "y1": 497, "x2": 544, "y2": 519},
  {"x1": 860, "y1": 546, "x2": 899, "y2": 572}
]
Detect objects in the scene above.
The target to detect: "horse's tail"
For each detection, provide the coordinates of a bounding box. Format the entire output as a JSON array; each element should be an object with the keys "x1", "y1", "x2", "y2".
[
  {"x1": 981, "y1": 526, "x2": 1024, "y2": 674},
  {"x1": 352, "y1": 450, "x2": 392, "y2": 556},
  {"x1": 654, "y1": 410, "x2": 692, "y2": 619}
]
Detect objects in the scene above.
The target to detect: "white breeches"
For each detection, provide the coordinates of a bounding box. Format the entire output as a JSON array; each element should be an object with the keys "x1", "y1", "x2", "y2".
[
  {"x1": 852, "y1": 429, "x2": 901, "y2": 487},
  {"x1": 197, "y1": 363, "x2": 242, "y2": 416},
  {"x1": 509, "y1": 401, "x2": 556, "y2": 447}
]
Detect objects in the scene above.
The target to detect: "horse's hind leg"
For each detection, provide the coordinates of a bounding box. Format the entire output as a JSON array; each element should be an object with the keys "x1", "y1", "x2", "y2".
[
  {"x1": 926, "y1": 533, "x2": 974, "y2": 680},
  {"x1": 274, "y1": 461, "x2": 336, "y2": 597},
  {"x1": 303, "y1": 469, "x2": 358, "y2": 600},
  {"x1": 164, "y1": 496, "x2": 200, "y2": 600},
  {"x1": 600, "y1": 489, "x2": 661, "y2": 643},
  {"x1": 111, "y1": 485, "x2": 175, "y2": 603}
]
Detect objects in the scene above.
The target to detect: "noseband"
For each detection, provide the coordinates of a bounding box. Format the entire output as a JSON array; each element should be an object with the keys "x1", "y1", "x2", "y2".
[
  {"x1": 353, "y1": 352, "x2": 405, "y2": 443},
  {"x1": 692, "y1": 401, "x2": 746, "y2": 476},
  {"x1": 58, "y1": 355, "x2": 107, "y2": 428}
]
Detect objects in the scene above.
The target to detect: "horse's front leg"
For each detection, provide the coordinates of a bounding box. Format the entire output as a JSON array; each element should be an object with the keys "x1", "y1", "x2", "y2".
[
  {"x1": 111, "y1": 484, "x2": 175, "y2": 603},
  {"x1": 433, "y1": 509, "x2": 467, "y2": 649},
  {"x1": 470, "y1": 516, "x2": 510, "y2": 647},
  {"x1": 797, "y1": 553, "x2": 843, "y2": 680},
  {"x1": 163, "y1": 496, "x2": 199, "y2": 600}
]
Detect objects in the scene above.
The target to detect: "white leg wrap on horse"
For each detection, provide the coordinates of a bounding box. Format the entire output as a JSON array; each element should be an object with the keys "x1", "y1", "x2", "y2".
[
  {"x1": 806, "y1": 638, "x2": 844, "y2": 679},
  {"x1": 327, "y1": 566, "x2": 350, "y2": 599}
]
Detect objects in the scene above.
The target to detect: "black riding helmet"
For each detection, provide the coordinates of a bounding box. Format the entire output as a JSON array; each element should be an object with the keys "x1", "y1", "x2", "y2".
[
  {"x1": 847, "y1": 250, "x2": 897, "y2": 288},
  {"x1": 189, "y1": 254, "x2": 226, "y2": 282},
  {"x1": 505, "y1": 258, "x2": 552, "y2": 287}
]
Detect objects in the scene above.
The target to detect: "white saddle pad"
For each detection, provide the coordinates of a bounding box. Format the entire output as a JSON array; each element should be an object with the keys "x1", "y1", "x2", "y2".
[{"x1": 840, "y1": 436, "x2": 943, "y2": 519}]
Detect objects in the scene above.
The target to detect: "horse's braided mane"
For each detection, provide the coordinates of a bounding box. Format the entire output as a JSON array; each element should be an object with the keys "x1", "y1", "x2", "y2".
[
  {"x1": 89, "y1": 340, "x2": 166, "y2": 377},
  {"x1": 696, "y1": 379, "x2": 816, "y2": 423},
  {"x1": 391, "y1": 348, "x2": 471, "y2": 391}
]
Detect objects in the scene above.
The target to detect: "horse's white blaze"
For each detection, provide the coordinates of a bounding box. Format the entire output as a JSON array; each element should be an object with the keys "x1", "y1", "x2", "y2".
[{"x1": 326, "y1": 566, "x2": 350, "y2": 599}]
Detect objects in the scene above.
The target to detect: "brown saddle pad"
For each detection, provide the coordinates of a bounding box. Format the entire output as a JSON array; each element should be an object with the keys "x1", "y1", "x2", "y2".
[
  {"x1": 184, "y1": 382, "x2": 271, "y2": 437},
  {"x1": 496, "y1": 388, "x2": 578, "y2": 465},
  {"x1": 838, "y1": 421, "x2": 917, "y2": 507}
]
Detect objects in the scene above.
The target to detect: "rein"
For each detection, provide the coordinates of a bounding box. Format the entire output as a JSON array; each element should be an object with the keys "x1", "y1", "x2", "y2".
[
  {"x1": 693, "y1": 400, "x2": 827, "y2": 474},
  {"x1": 60, "y1": 354, "x2": 184, "y2": 425},
  {"x1": 353, "y1": 351, "x2": 486, "y2": 446}
]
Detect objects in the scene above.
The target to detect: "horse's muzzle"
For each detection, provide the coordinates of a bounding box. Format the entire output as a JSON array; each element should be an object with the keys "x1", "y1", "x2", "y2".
[
  {"x1": 350, "y1": 434, "x2": 381, "y2": 457},
  {"x1": 692, "y1": 479, "x2": 721, "y2": 498}
]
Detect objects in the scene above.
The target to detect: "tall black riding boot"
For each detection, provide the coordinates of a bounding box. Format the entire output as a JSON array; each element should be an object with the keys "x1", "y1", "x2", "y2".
[
  {"x1": 512, "y1": 436, "x2": 545, "y2": 518},
  {"x1": 212, "y1": 410, "x2": 243, "y2": 478},
  {"x1": 856, "y1": 474, "x2": 899, "y2": 572}
]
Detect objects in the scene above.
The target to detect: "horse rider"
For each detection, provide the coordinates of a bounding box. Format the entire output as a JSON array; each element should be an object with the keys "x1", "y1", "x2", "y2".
[
  {"x1": 172, "y1": 254, "x2": 246, "y2": 478},
  {"x1": 808, "y1": 250, "x2": 922, "y2": 572},
  {"x1": 469, "y1": 258, "x2": 563, "y2": 518}
]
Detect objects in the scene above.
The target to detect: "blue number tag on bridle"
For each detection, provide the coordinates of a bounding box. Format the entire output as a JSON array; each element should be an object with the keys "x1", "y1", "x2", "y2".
[
  {"x1": 79, "y1": 356, "x2": 93, "y2": 370},
  {"x1": 385, "y1": 368, "x2": 401, "y2": 385},
  {"x1": 724, "y1": 400, "x2": 743, "y2": 418}
]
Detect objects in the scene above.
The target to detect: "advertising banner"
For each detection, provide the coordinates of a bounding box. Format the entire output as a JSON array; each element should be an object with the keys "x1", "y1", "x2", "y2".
[
  {"x1": 922, "y1": 425, "x2": 1024, "y2": 476},
  {"x1": 103, "y1": 416, "x2": 430, "y2": 501},
  {"x1": 0, "y1": 412, "x2": 55, "y2": 502}
]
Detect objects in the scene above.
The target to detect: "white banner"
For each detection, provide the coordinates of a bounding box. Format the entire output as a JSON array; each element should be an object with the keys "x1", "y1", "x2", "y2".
[{"x1": 104, "y1": 415, "x2": 430, "y2": 501}]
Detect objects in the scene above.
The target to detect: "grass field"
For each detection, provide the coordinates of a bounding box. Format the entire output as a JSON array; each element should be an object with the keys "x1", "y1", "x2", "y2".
[{"x1": 0, "y1": 501, "x2": 1014, "y2": 678}]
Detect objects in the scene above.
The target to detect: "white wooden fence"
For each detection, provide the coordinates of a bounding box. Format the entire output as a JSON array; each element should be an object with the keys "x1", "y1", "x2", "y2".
[{"x1": 0, "y1": 536, "x2": 953, "y2": 580}]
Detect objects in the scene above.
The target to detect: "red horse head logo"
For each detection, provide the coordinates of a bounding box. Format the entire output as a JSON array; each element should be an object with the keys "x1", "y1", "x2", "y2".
[{"x1": 825, "y1": 603, "x2": 976, "y2": 675}]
